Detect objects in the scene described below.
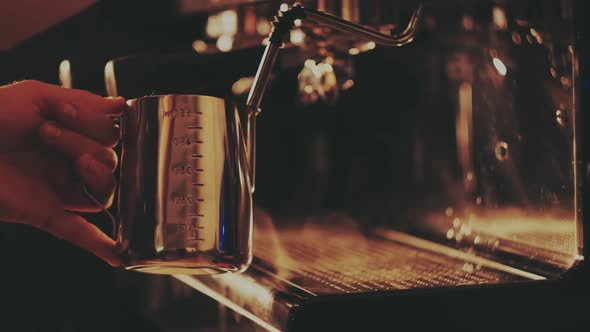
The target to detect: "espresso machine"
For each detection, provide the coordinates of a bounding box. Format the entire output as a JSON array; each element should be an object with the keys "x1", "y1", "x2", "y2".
[{"x1": 1, "y1": 0, "x2": 589, "y2": 331}]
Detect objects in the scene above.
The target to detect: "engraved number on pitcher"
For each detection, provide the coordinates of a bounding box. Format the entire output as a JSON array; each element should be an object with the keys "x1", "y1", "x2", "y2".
[
  {"x1": 172, "y1": 136, "x2": 203, "y2": 146},
  {"x1": 173, "y1": 165, "x2": 192, "y2": 175},
  {"x1": 166, "y1": 224, "x2": 204, "y2": 240},
  {"x1": 174, "y1": 195, "x2": 194, "y2": 205},
  {"x1": 163, "y1": 108, "x2": 202, "y2": 118}
]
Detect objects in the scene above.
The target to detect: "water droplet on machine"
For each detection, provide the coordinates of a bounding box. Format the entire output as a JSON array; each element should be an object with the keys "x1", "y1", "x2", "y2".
[
  {"x1": 474, "y1": 236, "x2": 481, "y2": 245},
  {"x1": 446, "y1": 229, "x2": 455, "y2": 240},
  {"x1": 556, "y1": 109, "x2": 568, "y2": 126},
  {"x1": 495, "y1": 141, "x2": 509, "y2": 161},
  {"x1": 462, "y1": 263, "x2": 474, "y2": 273}
]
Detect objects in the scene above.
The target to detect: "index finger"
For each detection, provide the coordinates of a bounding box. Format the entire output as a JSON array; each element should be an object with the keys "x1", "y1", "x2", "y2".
[{"x1": 24, "y1": 80, "x2": 126, "y2": 146}]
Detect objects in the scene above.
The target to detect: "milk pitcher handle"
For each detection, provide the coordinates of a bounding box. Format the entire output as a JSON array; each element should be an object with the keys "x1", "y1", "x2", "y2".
[{"x1": 81, "y1": 112, "x2": 124, "y2": 240}]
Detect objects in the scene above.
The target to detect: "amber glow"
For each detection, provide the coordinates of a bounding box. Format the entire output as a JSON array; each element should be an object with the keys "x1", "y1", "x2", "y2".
[
  {"x1": 175, "y1": 275, "x2": 280, "y2": 332},
  {"x1": 192, "y1": 40, "x2": 207, "y2": 53},
  {"x1": 492, "y1": 6, "x2": 508, "y2": 30}
]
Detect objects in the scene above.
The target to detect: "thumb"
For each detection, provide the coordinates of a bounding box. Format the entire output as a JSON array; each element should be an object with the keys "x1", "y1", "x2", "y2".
[{"x1": 36, "y1": 211, "x2": 122, "y2": 267}]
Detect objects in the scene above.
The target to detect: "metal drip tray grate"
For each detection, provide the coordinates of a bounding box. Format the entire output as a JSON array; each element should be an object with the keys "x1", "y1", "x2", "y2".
[{"x1": 254, "y1": 225, "x2": 526, "y2": 295}]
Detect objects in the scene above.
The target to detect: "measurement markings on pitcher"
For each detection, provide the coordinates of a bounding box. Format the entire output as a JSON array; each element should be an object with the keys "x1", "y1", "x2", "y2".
[
  {"x1": 166, "y1": 223, "x2": 204, "y2": 241},
  {"x1": 172, "y1": 195, "x2": 204, "y2": 205},
  {"x1": 172, "y1": 136, "x2": 203, "y2": 146},
  {"x1": 162, "y1": 108, "x2": 203, "y2": 117}
]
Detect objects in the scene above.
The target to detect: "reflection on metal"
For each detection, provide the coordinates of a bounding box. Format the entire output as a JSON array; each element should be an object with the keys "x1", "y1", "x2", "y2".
[
  {"x1": 456, "y1": 82, "x2": 474, "y2": 190},
  {"x1": 174, "y1": 275, "x2": 282, "y2": 332},
  {"x1": 494, "y1": 141, "x2": 509, "y2": 161},
  {"x1": 376, "y1": 228, "x2": 545, "y2": 280}
]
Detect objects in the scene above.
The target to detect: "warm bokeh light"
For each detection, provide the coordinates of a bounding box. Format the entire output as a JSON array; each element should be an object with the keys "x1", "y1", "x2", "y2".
[
  {"x1": 192, "y1": 39, "x2": 207, "y2": 53},
  {"x1": 492, "y1": 6, "x2": 508, "y2": 30},
  {"x1": 290, "y1": 28, "x2": 305, "y2": 45},
  {"x1": 348, "y1": 47, "x2": 360, "y2": 55},
  {"x1": 492, "y1": 57, "x2": 507, "y2": 76},
  {"x1": 216, "y1": 34, "x2": 234, "y2": 52}
]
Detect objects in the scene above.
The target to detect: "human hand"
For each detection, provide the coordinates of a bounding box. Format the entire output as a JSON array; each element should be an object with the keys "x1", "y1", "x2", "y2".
[{"x1": 0, "y1": 80, "x2": 127, "y2": 266}]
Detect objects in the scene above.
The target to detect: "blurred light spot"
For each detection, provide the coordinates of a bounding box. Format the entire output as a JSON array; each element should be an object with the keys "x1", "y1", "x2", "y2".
[
  {"x1": 466, "y1": 171, "x2": 474, "y2": 182},
  {"x1": 495, "y1": 141, "x2": 509, "y2": 161},
  {"x1": 318, "y1": 63, "x2": 333, "y2": 72},
  {"x1": 474, "y1": 236, "x2": 481, "y2": 245},
  {"x1": 342, "y1": 79, "x2": 354, "y2": 90},
  {"x1": 556, "y1": 109, "x2": 568, "y2": 126},
  {"x1": 206, "y1": 10, "x2": 238, "y2": 38},
  {"x1": 217, "y1": 35, "x2": 234, "y2": 52},
  {"x1": 462, "y1": 15, "x2": 474, "y2": 30},
  {"x1": 560, "y1": 76, "x2": 571, "y2": 89},
  {"x1": 530, "y1": 28, "x2": 543, "y2": 44},
  {"x1": 304, "y1": 85, "x2": 313, "y2": 94},
  {"x1": 261, "y1": 37, "x2": 269, "y2": 45},
  {"x1": 492, "y1": 57, "x2": 507, "y2": 76},
  {"x1": 453, "y1": 217, "x2": 461, "y2": 228},
  {"x1": 290, "y1": 28, "x2": 305, "y2": 45},
  {"x1": 445, "y1": 207, "x2": 454, "y2": 217},
  {"x1": 511, "y1": 32, "x2": 522, "y2": 45},
  {"x1": 367, "y1": 41, "x2": 376, "y2": 50},
  {"x1": 294, "y1": 19, "x2": 302, "y2": 27},
  {"x1": 257, "y1": 19, "x2": 271, "y2": 36},
  {"x1": 348, "y1": 47, "x2": 360, "y2": 55},
  {"x1": 476, "y1": 196, "x2": 482, "y2": 205},
  {"x1": 462, "y1": 263, "x2": 474, "y2": 273},
  {"x1": 550, "y1": 67, "x2": 557, "y2": 79},
  {"x1": 446, "y1": 229, "x2": 455, "y2": 239},
  {"x1": 460, "y1": 224, "x2": 472, "y2": 236},
  {"x1": 280, "y1": 3, "x2": 289, "y2": 12},
  {"x1": 526, "y1": 34, "x2": 533, "y2": 44},
  {"x1": 492, "y1": 6, "x2": 508, "y2": 30},
  {"x1": 192, "y1": 40, "x2": 207, "y2": 53},
  {"x1": 220, "y1": 10, "x2": 238, "y2": 34},
  {"x1": 232, "y1": 77, "x2": 255, "y2": 96}
]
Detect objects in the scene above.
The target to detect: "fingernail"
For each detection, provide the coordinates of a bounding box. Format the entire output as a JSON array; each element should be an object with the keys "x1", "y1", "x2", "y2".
[
  {"x1": 59, "y1": 104, "x2": 77, "y2": 122},
  {"x1": 40, "y1": 122, "x2": 61, "y2": 139}
]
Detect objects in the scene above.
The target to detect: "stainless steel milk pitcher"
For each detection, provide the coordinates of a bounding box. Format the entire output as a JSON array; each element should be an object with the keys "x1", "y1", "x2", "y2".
[{"x1": 115, "y1": 96, "x2": 256, "y2": 274}]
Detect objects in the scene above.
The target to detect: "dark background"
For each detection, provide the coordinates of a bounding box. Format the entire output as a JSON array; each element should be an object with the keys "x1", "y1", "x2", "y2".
[{"x1": 1, "y1": 1, "x2": 590, "y2": 331}]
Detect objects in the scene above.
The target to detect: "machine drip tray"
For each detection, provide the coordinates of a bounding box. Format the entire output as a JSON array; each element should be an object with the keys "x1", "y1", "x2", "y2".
[{"x1": 175, "y1": 221, "x2": 536, "y2": 331}]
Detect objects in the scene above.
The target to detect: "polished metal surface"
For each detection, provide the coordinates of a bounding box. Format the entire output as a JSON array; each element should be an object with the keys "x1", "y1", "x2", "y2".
[
  {"x1": 302, "y1": 3, "x2": 423, "y2": 47},
  {"x1": 116, "y1": 95, "x2": 255, "y2": 274}
]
